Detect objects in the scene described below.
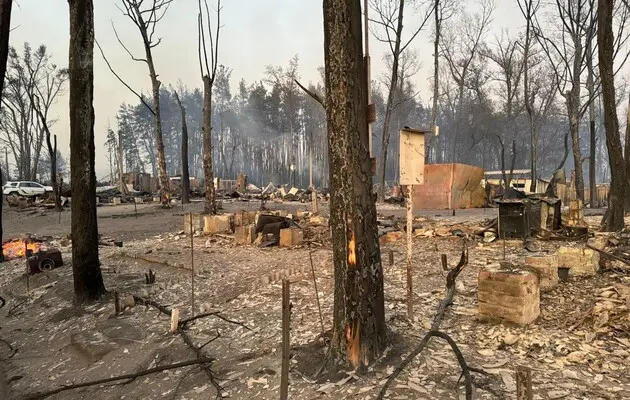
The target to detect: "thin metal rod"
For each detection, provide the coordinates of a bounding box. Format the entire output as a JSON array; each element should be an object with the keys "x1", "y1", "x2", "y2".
[
  {"x1": 309, "y1": 251, "x2": 325, "y2": 338},
  {"x1": 190, "y1": 212, "x2": 195, "y2": 317}
]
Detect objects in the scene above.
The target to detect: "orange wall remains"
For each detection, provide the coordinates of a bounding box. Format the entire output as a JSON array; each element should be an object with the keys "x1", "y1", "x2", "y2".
[{"x1": 413, "y1": 163, "x2": 485, "y2": 209}]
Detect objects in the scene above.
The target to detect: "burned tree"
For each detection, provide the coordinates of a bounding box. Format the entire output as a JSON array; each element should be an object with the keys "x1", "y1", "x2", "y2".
[
  {"x1": 105, "y1": 0, "x2": 172, "y2": 207},
  {"x1": 197, "y1": 0, "x2": 221, "y2": 214},
  {"x1": 68, "y1": 0, "x2": 106, "y2": 303},
  {"x1": 0, "y1": 0, "x2": 13, "y2": 263},
  {"x1": 599, "y1": 0, "x2": 625, "y2": 230},
  {"x1": 429, "y1": 0, "x2": 458, "y2": 163},
  {"x1": 324, "y1": 0, "x2": 385, "y2": 367},
  {"x1": 370, "y1": 0, "x2": 431, "y2": 202},
  {"x1": 174, "y1": 89, "x2": 190, "y2": 204}
]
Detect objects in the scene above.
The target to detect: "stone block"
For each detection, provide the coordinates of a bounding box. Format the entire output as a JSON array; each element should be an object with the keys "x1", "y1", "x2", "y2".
[
  {"x1": 557, "y1": 246, "x2": 600, "y2": 276},
  {"x1": 524, "y1": 255, "x2": 559, "y2": 290},
  {"x1": 478, "y1": 266, "x2": 540, "y2": 325},
  {"x1": 112, "y1": 197, "x2": 121, "y2": 205},
  {"x1": 235, "y1": 224, "x2": 256, "y2": 244},
  {"x1": 203, "y1": 214, "x2": 234, "y2": 234},
  {"x1": 184, "y1": 213, "x2": 204, "y2": 234},
  {"x1": 280, "y1": 228, "x2": 303, "y2": 247},
  {"x1": 234, "y1": 210, "x2": 257, "y2": 227},
  {"x1": 71, "y1": 330, "x2": 118, "y2": 362}
]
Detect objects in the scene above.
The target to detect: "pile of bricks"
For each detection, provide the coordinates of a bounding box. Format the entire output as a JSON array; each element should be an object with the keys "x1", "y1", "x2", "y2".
[{"x1": 478, "y1": 264, "x2": 540, "y2": 325}]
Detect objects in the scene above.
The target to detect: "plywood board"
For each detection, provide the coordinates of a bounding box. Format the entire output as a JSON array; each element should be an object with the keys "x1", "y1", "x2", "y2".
[{"x1": 399, "y1": 128, "x2": 426, "y2": 185}]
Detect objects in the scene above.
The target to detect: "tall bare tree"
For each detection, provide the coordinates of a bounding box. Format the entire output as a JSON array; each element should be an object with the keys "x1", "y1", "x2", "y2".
[
  {"x1": 440, "y1": 0, "x2": 495, "y2": 162},
  {"x1": 370, "y1": 0, "x2": 431, "y2": 202},
  {"x1": 325, "y1": 0, "x2": 385, "y2": 367},
  {"x1": 174, "y1": 89, "x2": 190, "y2": 204},
  {"x1": 69, "y1": 0, "x2": 106, "y2": 303},
  {"x1": 429, "y1": 0, "x2": 458, "y2": 163},
  {"x1": 0, "y1": 0, "x2": 13, "y2": 263},
  {"x1": 599, "y1": 0, "x2": 625, "y2": 230},
  {"x1": 485, "y1": 32, "x2": 524, "y2": 188},
  {"x1": 198, "y1": 0, "x2": 221, "y2": 214},
  {"x1": 1, "y1": 44, "x2": 66, "y2": 180},
  {"x1": 534, "y1": 0, "x2": 596, "y2": 202},
  {"x1": 108, "y1": 0, "x2": 172, "y2": 207}
]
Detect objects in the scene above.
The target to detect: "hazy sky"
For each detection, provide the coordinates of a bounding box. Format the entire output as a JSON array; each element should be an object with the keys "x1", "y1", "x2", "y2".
[{"x1": 9, "y1": 0, "x2": 523, "y2": 179}]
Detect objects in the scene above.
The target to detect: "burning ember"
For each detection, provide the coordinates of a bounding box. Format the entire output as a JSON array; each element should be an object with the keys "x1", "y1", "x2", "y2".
[{"x1": 2, "y1": 240, "x2": 45, "y2": 260}]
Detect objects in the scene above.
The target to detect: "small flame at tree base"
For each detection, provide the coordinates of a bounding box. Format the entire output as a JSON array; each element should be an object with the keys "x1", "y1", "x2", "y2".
[{"x1": 2, "y1": 240, "x2": 45, "y2": 260}]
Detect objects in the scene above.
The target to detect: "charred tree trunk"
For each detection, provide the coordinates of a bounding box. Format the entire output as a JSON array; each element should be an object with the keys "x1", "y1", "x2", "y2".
[
  {"x1": 45, "y1": 133, "x2": 61, "y2": 211},
  {"x1": 324, "y1": 0, "x2": 386, "y2": 368},
  {"x1": 117, "y1": 128, "x2": 129, "y2": 195},
  {"x1": 0, "y1": 1, "x2": 9, "y2": 256},
  {"x1": 68, "y1": 0, "x2": 106, "y2": 303},
  {"x1": 598, "y1": 0, "x2": 625, "y2": 231},
  {"x1": 625, "y1": 94, "x2": 630, "y2": 212},
  {"x1": 202, "y1": 75, "x2": 216, "y2": 214},
  {"x1": 430, "y1": 0, "x2": 440, "y2": 164},
  {"x1": 174, "y1": 92, "x2": 190, "y2": 204}
]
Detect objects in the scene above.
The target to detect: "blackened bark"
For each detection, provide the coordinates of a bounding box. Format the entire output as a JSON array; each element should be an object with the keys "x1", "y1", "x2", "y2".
[
  {"x1": 45, "y1": 133, "x2": 61, "y2": 211},
  {"x1": 598, "y1": 0, "x2": 625, "y2": 231},
  {"x1": 68, "y1": 0, "x2": 106, "y2": 303},
  {"x1": 625, "y1": 94, "x2": 630, "y2": 212},
  {"x1": 430, "y1": 0, "x2": 440, "y2": 164},
  {"x1": 0, "y1": 0, "x2": 13, "y2": 261},
  {"x1": 324, "y1": 0, "x2": 386, "y2": 368},
  {"x1": 202, "y1": 76, "x2": 216, "y2": 214},
  {"x1": 174, "y1": 92, "x2": 190, "y2": 204}
]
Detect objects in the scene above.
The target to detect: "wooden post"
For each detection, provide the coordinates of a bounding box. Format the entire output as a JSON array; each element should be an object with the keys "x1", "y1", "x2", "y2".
[
  {"x1": 441, "y1": 254, "x2": 448, "y2": 271},
  {"x1": 516, "y1": 366, "x2": 533, "y2": 400},
  {"x1": 406, "y1": 185, "x2": 414, "y2": 319},
  {"x1": 388, "y1": 249, "x2": 394, "y2": 266},
  {"x1": 280, "y1": 279, "x2": 290, "y2": 400},
  {"x1": 308, "y1": 252, "x2": 325, "y2": 337},
  {"x1": 170, "y1": 308, "x2": 180, "y2": 333},
  {"x1": 134, "y1": 197, "x2": 138, "y2": 218},
  {"x1": 189, "y1": 212, "x2": 195, "y2": 318},
  {"x1": 309, "y1": 131, "x2": 314, "y2": 189},
  {"x1": 312, "y1": 191, "x2": 318, "y2": 214},
  {"x1": 114, "y1": 291, "x2": 121, "y2": 314}
]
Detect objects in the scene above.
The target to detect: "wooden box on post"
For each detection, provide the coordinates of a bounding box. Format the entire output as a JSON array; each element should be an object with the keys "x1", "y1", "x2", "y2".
[{"x1": 399, "y1": 127, "x2": 427, "y2": 186}]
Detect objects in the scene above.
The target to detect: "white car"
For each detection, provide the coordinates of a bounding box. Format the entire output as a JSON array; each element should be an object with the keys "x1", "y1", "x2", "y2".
[{"x1": 3, "y1": 181, "x2": 54, "y2": 197}]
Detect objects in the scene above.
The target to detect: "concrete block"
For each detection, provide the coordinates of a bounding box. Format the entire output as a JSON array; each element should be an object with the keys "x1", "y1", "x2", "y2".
[
  {"x1": 524, "y1": 255, "x2": 559, "y2": 290},
  {"x1": 134, "y1": 197, "x2": 144, "y2": 204},
  {"x1": 153, "y1": 196, "x2": 160, "y2": 202},
  {"x1": 71, "y1": 330, "x2": 118, "y2": 362},
  {"x1": 557, "y1": 246, "x2": 600, "y2": 276},
  {"x1": 112, "y1": 197, "x2": 121, "y2": 205},
  {"x1": 478, "y1": 266, "x2": 540, "y2": 325},
  {"x1": 280, "y1": 228, "x2": 303, "y2": 247},
  {"x1": 234, "y1": 210, "x2": 257, "y2": 227},
  {"x1": 203, "y1": 214, "x2": 234, "y2": 234},
  {"x1": 235, "y1": 224, "x2": 256, "y2": 245},
  {"x1": 184, "y1": 213, "x2": 204, "y2": 234}
]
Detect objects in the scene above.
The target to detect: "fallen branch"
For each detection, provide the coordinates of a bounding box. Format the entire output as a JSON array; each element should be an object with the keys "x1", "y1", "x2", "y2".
[
  {"x1": 376, "y1": 331, "x2": 472, "y2": 400},
  {"x1": 179, "y1": 311, "x2": 251, "y2": 331},
  {"x1": 131, "y1": 295, "x2": 223, "y2": 398},
  {"x1": 22, "y1": 357, "x2": 214, "y2": 400},
  {"x1": 432, "y1": 243, "x2": 468, "y2": 330},
  {"x1": 377, "y1": 242, "x2": 471, "y2": 400},
  {"x1": 586, "y1": 243, "x2": 630, "y2": 267}
]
